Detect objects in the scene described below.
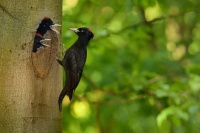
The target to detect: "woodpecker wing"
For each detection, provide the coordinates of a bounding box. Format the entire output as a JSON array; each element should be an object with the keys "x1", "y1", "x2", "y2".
[
  {"x1": 58, "y1": 48, "x2": 84, "y2": 111},
  {"x1": 66, "y1": 52, "x2": 82, "y2": 100}
]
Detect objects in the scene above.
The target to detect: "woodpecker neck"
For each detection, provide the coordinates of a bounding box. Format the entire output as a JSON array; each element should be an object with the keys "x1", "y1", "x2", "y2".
[
  {"x1": 36, "y1": 25, "x2": 47, "y2": 36},
  {"x1": 75, "y1": 36, "x2": 90, "y2": 48}
]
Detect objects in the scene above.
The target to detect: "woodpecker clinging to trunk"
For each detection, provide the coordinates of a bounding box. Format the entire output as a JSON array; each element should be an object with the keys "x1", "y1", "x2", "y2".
[
  {"x1": 56, "y1": 27, "x2": 94, "y2": 111},
  {"x1": 32, "y1": 17, "x2": 61, "y2": 53},
  {"x1": 32, "y1": 33, "x2": 51, "y2": 53},
  {"x1": 36, "y1": 16, "x2": 61, "y2": 35}
]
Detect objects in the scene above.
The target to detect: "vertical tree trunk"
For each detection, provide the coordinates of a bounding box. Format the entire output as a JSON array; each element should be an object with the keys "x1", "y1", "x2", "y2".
[{"x1": 0, "y1": 0, "x2": 62, "y2": 132}]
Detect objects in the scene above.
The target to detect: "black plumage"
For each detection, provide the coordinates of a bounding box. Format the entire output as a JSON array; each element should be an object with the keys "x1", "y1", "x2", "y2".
[
  {"x1": 36, "y1": 16, "x2": 61, "y2": 35},
  {"x1": 56, "y1": 27, "x2": 94, "y2": 111},
  {"x1": 32, "y1": 33, "x2": 50, "y2": 53},
  {"x1": 32, "y1": 17, "x2": 61, "y2": 53}
]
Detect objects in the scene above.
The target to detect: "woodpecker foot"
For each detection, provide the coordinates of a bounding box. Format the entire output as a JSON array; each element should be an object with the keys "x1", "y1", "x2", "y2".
[{"x1": 55, "y1": 56, "x2": 63, "y2": 66}]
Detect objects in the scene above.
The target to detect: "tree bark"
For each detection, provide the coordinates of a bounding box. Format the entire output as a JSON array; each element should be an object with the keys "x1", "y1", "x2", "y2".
[{"x1": 0, "y1": 0, "x2": 62, "y2": 132}]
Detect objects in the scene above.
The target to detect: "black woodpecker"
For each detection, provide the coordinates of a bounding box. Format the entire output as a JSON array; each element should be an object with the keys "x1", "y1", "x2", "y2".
[
  {"x1": 32, "y1": 33, "x2": 51, "y2": 53},
  {"x1": 56, "y1": 27, "x2": 94, "y2": 111},
  {"x1": 36, "y1": 16, "x2": 61, "y2": 36}
]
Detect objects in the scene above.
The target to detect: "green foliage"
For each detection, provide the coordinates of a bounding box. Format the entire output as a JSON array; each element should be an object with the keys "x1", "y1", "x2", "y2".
[{"x1": 62, "y1": 0, "x2": 200, "y2": 132}]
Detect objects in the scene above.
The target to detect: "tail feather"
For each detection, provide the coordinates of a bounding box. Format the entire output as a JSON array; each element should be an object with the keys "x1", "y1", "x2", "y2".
[
  {"x1": 58, "y1": 85, "x2": 68, "y2": 111},
  {"x1": 58, "y1": 84, "x2": 74, "y2": 111},
  {"x1": 58, "y1": 69, "x2": 79, "y2": 111},
  {"x1": 67, "y1": 89, "x2": 73, "y2": 101}
]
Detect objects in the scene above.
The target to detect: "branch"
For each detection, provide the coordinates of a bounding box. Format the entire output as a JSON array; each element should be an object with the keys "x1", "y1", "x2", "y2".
[
  {"x1": 95, "y1": 104, "x2": 104, "y2": 133},
  {"x1": 82, "y1": 73, "x2": 136, "y2": 95},
  {"x1": 92, "y1": 9, "x2": 199, "y2": 42},
  {"x1": 82, "y1": 73, "x2": 162, "y2": 96},
  {"x1": 92, "y1": 16, "x2": 165, "y2": 42}
]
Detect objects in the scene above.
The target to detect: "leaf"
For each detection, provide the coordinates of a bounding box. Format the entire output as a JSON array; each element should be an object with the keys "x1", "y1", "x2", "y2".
[{"x1": 157, "y1": 106, "x2": 189, "y2": 127}]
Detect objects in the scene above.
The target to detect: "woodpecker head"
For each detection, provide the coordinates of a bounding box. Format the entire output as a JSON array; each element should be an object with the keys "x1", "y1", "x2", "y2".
[
  {"x1": 41, "y1": 17, "x2": 61, "y2": 33},
  {"x1": 33, "y1": 33, "x2": 51, "y2": 53},
  {"x1": 68, "y1": 27, "x2": 94, "y2": 40}
]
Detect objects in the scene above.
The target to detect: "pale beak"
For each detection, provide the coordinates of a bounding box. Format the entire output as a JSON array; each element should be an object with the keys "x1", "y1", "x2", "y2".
[
  {"x1": 50, "y1": 24, "x2": 61, "y2": 33},
  {"x1": 53, "y1": 24, "x2": 61, "y2": 26},
  {"x1": 68, "y1": 28, "x2": 79, "y2": 33},
  {"x1": 40, "y1": 39, "x2": 51, "y2": 47}
]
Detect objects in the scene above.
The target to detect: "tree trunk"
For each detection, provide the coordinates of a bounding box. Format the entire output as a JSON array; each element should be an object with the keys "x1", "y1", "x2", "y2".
[{"x1": 0, "y1": 0, "x2": 62, "y2": 132}]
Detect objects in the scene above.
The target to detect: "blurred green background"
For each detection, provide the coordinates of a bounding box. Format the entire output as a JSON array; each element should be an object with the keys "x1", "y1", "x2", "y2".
[{"x1": 61, "y1": 0, "x2": 200, "y2": 133}]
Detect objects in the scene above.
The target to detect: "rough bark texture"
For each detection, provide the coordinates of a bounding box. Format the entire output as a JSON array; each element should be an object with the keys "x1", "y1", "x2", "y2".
[{"x1": 0, "y1": 0, "x2": 62, "y2": 132}]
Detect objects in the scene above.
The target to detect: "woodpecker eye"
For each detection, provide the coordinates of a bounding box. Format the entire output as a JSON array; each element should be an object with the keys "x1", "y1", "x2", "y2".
[{"x1": 79, "y1": 29, "x2": 84, "y2": 32}]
